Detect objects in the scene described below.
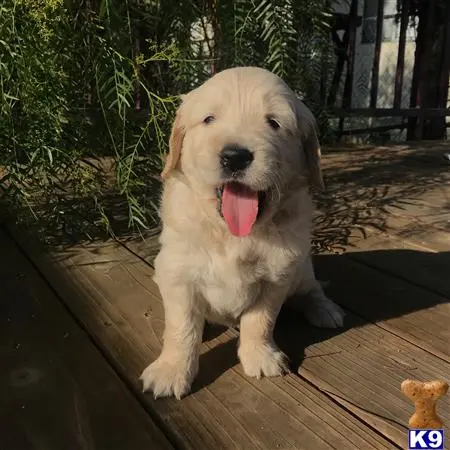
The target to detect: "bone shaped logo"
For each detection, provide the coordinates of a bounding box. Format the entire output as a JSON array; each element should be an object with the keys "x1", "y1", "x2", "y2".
[{"x1": 401, "y1": 379, "x2": 449, "y2": 429}]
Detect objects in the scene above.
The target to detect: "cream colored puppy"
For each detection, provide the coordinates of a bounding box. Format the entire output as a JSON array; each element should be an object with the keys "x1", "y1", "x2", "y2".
[{"x1": 141, "y1": 67, "x2": 344, "y2": 399}]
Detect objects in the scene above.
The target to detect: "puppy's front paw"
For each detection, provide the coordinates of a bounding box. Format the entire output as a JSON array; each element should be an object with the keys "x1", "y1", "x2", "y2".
[
  {"x1": 140, "y1": 356, "x2": 197, "y2": 399},
  {"x1": 238, "y1": 343, "x2": 289, "y2": 379},
  {"x1": 304, "y1": 298, "x2": 345, "y2": 329}
]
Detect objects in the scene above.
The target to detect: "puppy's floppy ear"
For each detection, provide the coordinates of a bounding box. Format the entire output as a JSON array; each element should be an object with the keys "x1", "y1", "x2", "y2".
[
  {"x1": 161, "y1": 97, "x2": 186, "y2": 180},
  {"x1": 303, "y1": 121, "x2": 325, "y2": 190},
  {"x1": 296, "y1": 98, "x2": 325, "y2": 190}
]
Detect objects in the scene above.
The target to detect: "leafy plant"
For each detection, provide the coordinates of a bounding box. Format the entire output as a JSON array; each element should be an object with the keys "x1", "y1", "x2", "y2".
[{"x1": 0, "y1": 0, "x2": 337, "y2": 240}]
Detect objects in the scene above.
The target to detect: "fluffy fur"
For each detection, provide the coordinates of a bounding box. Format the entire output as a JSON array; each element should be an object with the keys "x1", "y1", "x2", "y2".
[{"x1": 141, "y1": 67, "x2": 344, "y2": 399}]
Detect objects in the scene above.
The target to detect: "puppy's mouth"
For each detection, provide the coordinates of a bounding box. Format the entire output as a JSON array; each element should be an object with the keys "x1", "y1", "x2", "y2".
[{"x1": 216, "y1": 182, "x2": 266, "y2": 237}]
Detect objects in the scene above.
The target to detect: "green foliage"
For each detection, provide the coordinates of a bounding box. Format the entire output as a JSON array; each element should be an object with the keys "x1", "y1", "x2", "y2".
[{"x1": 0, "y1": 0, "x2": 337, "y2": 238}]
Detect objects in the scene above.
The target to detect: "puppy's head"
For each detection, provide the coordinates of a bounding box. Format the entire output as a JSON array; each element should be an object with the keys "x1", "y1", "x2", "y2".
[{"x1": 162, "y1": 67, "x2": 323, "y2": 236}]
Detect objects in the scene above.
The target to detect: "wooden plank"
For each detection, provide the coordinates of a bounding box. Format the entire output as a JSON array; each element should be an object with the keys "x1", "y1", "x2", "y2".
[
  {"x1": 370, "y1": 0, "x2": 384, "y2": 108},
  {"x1": 125, "y1": 237, "x2": 450, "y2": 446},
  {"x1": 289, "y1": 314, "x2": 450, "y2": 449},
  {"x1": 125, "y1": 227, "x2": 450, "y2": 428},
  {"x1": 275, "y1": 306, "x2": 450, "y2": 427},
  {"x1": 332, "y1": 107, "x2": 450, "y2": 117},
  {"x1": 8, "y1": 230, "x2": 399, "y2": 450},
  {"x1": 341, "y1": 123, "x2": 407, "y2": 135},
  {"x1": 310, "y1": 143, "x2": 450, "y2": 358},
  {"x1": 372, "y1": 200, "x2": 450, "y2": 252},
  {"x1": 0, "y1": 228, "x2": 172, "y2": 450},
  {"x1": 338, "y1": 228, "x2": 450, "y2": 298},
  {"x1": 94, "y1": 239, "x2": 450, "y2": 447},
  {"x1": 393, "y1": 0, "x2": 409, "y2": 109},
  {"x1": 314, "y1": 143, "x2": 450, "y2": 254},
  {"x1": 314, "y1": 253, "x2": 450, "y2": 361},
  {"x1": 325, "y1": 184, "x2": 450, "y2": 253}
]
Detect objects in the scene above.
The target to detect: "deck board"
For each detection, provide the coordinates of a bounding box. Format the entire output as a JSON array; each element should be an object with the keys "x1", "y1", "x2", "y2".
[
  {"x1": 116, "y1": 143, "x2": 450, "y2": 448},
  {"x1": 312, "y1": 143, "x2": 450, "y2": 360},
  {"x1": 341, "y1": 231, "x2": 450, "y2": 298},
  {"x1": 314, "y1": 254, "x2": 450, "y2": 361},
  {"x1": 4, "y1": 142, "x2": 450, "y2": 449},
  {"x1": 0, "y1": 228, "x2": 172, "y2": 450},
  {"x1": 9, "y1": 235, "x2": 399, "y2": 450},
  {"x1": 283, "y1": 312, "x2": 450, "y2": 445},
  {"x1": 313, "y1": 143, "x2": 450, "y2": 255}
]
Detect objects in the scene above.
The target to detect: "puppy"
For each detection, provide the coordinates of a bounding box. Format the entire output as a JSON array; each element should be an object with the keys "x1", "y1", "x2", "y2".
[{"x1": 141, "y1": 67, "x2": 344, "y2": 399}]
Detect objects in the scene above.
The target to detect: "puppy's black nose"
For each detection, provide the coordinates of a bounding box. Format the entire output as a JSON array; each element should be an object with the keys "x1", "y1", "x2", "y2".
[{"x1": 220, "y1": 145, "x2": 254, "y2": 172}]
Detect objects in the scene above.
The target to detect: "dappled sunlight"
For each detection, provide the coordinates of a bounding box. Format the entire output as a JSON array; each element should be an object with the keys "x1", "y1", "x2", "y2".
[{"x1": 312, "y1": 143, "x2": 450, "y2": 254}]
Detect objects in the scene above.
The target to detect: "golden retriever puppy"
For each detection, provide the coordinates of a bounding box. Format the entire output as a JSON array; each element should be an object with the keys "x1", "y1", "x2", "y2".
[{"x1": 141, "y1": 67, "x2": 344, "y2": 399}]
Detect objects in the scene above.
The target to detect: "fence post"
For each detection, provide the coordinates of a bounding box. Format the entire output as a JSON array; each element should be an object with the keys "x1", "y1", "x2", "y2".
[
  {"x1": 370, "y1": 0, "x2": 384, "y2": 109},
  {"x1": 394, "y1": 0, "x2": 410, "y2": 110}
]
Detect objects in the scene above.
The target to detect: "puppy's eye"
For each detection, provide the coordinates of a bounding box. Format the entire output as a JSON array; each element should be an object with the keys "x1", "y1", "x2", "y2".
[
  {"x1": 203, "y1": 115, "x2": 215, "y2": 124},
  {"x1": 266, "y1": 117, "x2": 280, "y2": 130}
]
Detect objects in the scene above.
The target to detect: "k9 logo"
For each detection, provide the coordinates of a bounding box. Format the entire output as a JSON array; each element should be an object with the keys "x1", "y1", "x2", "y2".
[{"x1": 408, "y1": 429, "x2": 444, "y2": 450}]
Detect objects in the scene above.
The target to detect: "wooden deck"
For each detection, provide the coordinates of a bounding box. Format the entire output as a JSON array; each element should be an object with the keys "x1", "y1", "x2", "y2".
[{"x1": 2, "y1": 143, "x2": 449, "y2": 449}]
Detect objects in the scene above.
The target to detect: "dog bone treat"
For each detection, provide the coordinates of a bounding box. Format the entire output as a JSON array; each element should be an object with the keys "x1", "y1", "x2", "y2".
[{"x1": 401, "y1": 379, "x2": 449, "y2": 429}]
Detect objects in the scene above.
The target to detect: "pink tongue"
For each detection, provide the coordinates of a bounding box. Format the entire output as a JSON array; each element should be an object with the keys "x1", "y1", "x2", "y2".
[{"x1": 221, "y1": 183, "x2": 259, "y2": 237}]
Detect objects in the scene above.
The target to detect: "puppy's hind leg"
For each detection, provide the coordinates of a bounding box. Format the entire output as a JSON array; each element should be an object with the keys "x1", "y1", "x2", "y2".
[{"x1": 287, "y1": 259, "x2": 345, "y2": 329}]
